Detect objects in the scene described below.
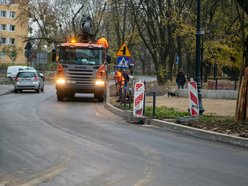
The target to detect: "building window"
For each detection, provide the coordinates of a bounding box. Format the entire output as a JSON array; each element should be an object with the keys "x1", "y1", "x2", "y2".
[
  {"x1": 0, "y1": 0, "x2": 14, "y2": 4},
  {"x1": 0, "y1": 0, "x2": 7, "y2": 4},
  {"x1": 10, "y1": 11, "x2": 15, "y2": 18},
  {"x1": 9, "y1": 25, "x2": 15, "y2": 31},
  {"x1": 0, "y1": 11, "x2": 6, "y2": 17},
  {"x1": 9, "y1": 38, "x2": 15, "y2": 45},
  {"x1": 1, "y1": 24, "x2": 6, "y2": 30},
  {"x1": 0, "y1": 51, "x2": 6, "y2": 58},
  {"x1": 1, "y1": 38, "x2": 7, "y2": 44}
]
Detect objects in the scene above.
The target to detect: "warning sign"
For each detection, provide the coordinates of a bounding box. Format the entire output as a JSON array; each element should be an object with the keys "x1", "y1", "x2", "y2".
[{"x1": 116, "y1": 43, "x2": 131, "y2": 57}]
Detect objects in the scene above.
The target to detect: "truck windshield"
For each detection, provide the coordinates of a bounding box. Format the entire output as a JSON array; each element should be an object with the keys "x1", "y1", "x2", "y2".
[{"x1": 59, "y1": 47, "x2": 103, "y2": 65}]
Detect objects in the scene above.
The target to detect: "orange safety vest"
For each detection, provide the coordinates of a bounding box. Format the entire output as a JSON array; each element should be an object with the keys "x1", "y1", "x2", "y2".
[
  {"x1": 115, "y1": 71, "x2": 125, "y2": 86},
  {"x1": 96, "y1": 63, "x2": 106, "y2": 79},
  {"x1": 57, "y1": 63, "x2": 64, "y2": 76},
  {"x1": 96, "y1": 37, "x2": 109, "y2": 49}
]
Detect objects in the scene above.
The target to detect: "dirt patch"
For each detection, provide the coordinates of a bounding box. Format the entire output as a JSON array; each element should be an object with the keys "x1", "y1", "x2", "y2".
[{"x1": 186, "y1": 117, "x2": 248, "y2": 138}]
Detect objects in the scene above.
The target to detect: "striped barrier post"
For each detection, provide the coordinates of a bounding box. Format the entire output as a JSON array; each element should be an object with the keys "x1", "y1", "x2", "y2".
[
  {"x1": 188, "y1": 79, "x2": 199, "y2": 116},
  {"x1": 133, "y1": 81, "x2": 145, "y2": 117}
]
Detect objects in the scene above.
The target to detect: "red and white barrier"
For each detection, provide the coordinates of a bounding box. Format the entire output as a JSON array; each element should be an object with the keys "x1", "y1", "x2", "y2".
[
  {"x1": 133, "y1": 81, "x2": 145, "y2": 117},
  {"x1": 188, "y1": 80, "x2": 199, "y2": 116}
]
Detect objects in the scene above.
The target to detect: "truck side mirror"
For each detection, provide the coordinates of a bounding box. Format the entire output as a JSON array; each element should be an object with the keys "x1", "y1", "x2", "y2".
[
  {"x1": 51, "y1": 49, "x2": 56, "y2": 62},
  {"x1": 106, "y1": 54, "x2": 111, "y2": 64}
]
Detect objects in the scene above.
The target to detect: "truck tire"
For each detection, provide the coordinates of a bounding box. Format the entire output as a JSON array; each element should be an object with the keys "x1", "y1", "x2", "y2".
[
  {"x1": 67, "y1": 93, "x2": 75, "y2": 98},
  {"x1": 98, "y1": 96, "x2": 104, "y2": 102},
  {"x1": 57, "y1": 90, "x2": 64, "y2": 101},
  {"x1": 57, "y1": 95, "x2": 63, "y2": 101},
  {"x1": 95, "y1": 92, "x2": 104, "y2": 102}
]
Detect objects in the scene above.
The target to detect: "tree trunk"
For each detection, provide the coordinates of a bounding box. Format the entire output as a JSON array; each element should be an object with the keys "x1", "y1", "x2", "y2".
[
  {"x1": 235, "y1": 67, "x2": 248, "y2": 121},
  {"x1": 155, "y1": 62, "x2": 167, "y2": 85},
  {"x1": 245, "y1": 36, "x2": 248, "y2": 67},
  {"x1": 140, "y1": 57, "x2": 146, "y2": 74},
  {"x1": 148, "y1": 60, "x2": 152, "y2": 75},
  {"x1": 167, "y1": 52, "x2": 175, "y2": 82},
  {"x1": 167, "y1": 61, "x2": 173, "y2": 82}
]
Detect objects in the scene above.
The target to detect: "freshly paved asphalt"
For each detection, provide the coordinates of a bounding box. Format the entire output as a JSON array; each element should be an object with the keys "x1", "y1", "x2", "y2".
[
  {"x1": 1, "y1": 83, "x2": 248, "y2": 185},
  {"x1": 1, "y1": 81, "x2": 248, "y2": 149}
]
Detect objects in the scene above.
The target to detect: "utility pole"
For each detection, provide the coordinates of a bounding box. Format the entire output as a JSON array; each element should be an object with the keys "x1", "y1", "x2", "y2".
[{"x1": 195, "y1": 0, "x2": 205, "y2": 114}]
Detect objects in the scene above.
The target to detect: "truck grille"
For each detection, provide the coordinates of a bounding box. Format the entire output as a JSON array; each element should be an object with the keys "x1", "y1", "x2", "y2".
[{"x1": 65, "y1": 67, "x2": 97, "y2": 85}]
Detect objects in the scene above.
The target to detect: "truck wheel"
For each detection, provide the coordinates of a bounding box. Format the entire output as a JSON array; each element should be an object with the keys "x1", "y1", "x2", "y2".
[
  {"x1": 97, "y1": 94, "x2": 104, "y2": 102},
  {"x1": 68, "y1": 93, "x2": 75, "y2": 98},
  {"x1": 94, "y1": 92, "x2": 104, "y2": 102},
  {"x1": 98, "y1": 96, "x2": 104, "y2": 102},
  {"x1": 57, "y1": 95, "x2": 63, "y2": 101}
]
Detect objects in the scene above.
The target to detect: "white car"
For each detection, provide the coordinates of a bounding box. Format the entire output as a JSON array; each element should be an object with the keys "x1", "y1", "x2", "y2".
[
  {"x1": 7, "y1": 66, "x2": 36, "y2": 80},
  {"x1": 14, "y1": 70, "x2": 44, "y2": 93}
]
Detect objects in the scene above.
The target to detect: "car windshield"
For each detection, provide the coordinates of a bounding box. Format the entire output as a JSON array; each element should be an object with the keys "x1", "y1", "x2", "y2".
[
  {"x1": 17, "y1": 72, "x2": 35, "y2": 78},
  {"x1": 59, "y1": 47, "x2": 103, "y2": 65}
]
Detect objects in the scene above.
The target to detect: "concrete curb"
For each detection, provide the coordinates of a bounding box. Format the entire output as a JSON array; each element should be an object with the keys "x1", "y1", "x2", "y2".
[
  {"x1": 105, "y1": 102, "x2": 124, "y2": 117},
  {"x1": 147, "y1": 119, "x2": 248, "y2": 148},
  {"x1": 104, "y1": 102, "x2": 248, "y2": 149}
]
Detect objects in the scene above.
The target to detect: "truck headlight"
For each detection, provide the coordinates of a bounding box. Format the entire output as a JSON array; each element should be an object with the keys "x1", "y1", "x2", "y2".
[
  {"x1": 56, "y1": 78, "x2": 66, "y2": 85},
  {"x1": 95, "y1": 80, "x2": 105, "y2": 86}
]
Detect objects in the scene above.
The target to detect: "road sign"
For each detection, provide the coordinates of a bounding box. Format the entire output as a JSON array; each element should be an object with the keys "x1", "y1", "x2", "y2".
[
  {"x1": 24, "y1": 41, "x2": 32, "y2": 50},
  {"x1": 117, "y1": 56, "x2": 129, "y2": 68},
  {"x1": 116, "y1": 43, "x2": 131, "y2": 57},
  {"x1": 133, "y1": 81, "x2": 145, "y2": 117},
  {"x1": 188, "y1": 80, "x2": 199, "y2": 116}
]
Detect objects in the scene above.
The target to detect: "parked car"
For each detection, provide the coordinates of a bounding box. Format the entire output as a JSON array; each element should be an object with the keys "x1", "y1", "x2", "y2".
[
  {"x1": 7, "y1": 66, "x2": 26, "y2": 80},
  {"x1": 6, "y1": 66, "x2": 37, "y2": 80},
  {"x1": 14, "y1": 70, "x2": 44, "y2": 93}
]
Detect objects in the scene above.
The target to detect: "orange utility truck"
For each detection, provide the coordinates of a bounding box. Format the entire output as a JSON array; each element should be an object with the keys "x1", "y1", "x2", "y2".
[{"x1": 52, "y1": 16, "x2": 110, "y2": 101}]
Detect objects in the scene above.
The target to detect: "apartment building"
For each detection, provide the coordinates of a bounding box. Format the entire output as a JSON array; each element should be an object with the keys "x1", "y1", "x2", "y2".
[{"x1": 0, "y1": 0, "x2": 28, "y2": 64}]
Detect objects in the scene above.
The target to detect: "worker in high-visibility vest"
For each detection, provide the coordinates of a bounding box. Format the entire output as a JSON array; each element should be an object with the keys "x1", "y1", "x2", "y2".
[
  {"x1": 114, "y1": 68, "x2": 125, "y2": 95},
  {"x1": 97, "y1": 35, "x2": 109, "y2": 49}
]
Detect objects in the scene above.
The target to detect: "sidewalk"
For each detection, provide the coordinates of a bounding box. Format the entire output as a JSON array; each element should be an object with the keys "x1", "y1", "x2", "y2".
[
  {"x1": 0, "y1": 84, "x2": 13, "y2": 95},
  {"x1": 109, "y1": 85, "x2": 237, "y2": 117}
]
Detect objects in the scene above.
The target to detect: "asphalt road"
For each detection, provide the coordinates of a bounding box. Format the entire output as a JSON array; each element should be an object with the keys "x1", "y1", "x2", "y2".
[{"x1": 0, "y1": 84, "x2": 248, "y2": 186}]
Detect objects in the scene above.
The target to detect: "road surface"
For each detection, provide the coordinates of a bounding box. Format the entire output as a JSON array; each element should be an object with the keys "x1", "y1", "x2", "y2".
[{"x1": 0, "y1": 84, "x2": 247, "y2": 186}]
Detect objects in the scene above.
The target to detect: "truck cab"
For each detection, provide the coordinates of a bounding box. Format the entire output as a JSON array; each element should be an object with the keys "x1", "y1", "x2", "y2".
[{"x1": 53, "y1": 42, "x2": 109, "y2": 102}]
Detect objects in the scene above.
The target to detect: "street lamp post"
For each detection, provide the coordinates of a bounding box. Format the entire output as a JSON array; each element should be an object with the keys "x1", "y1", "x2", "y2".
[{"x1": 195, "y1": 0, "x2": 205, "y2": 115}]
